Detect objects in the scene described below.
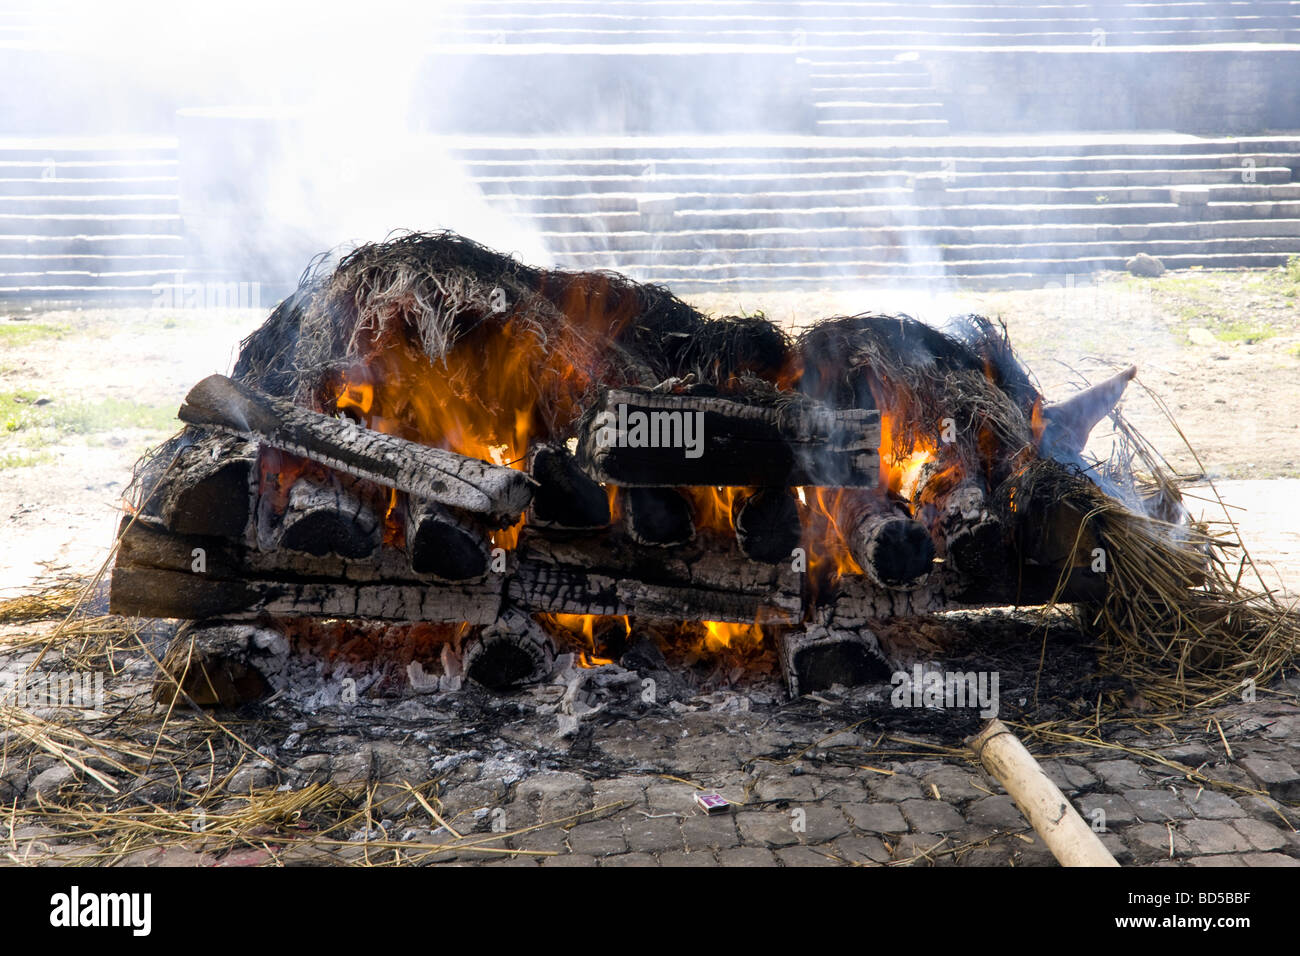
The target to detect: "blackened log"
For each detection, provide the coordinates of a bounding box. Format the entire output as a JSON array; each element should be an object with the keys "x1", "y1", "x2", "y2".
[
  {"x1": 847, "y1": 495, "x2": 936, "y2": 590},
  {"x1": 178, "y1": 374, "x2": 533, "y2": 524},
  {"x1": 580, "y1": 387, "x2": 879, "y2": 487},
  {"x1": 912, "y1": 465, "x2": 1005, "y2": 580},
  {"x1": 462, "y1": 607, "x2": 556, "y2": 689},
  {"x1": 272, "y1": 476, "x2": 381, "y2": 559},
  {"x1": 405, "y1": 496, "x2": 490, "y2": 580},
  {"x1": 777, "y1": 625, "x2": 889, "y2": 698},
  {"x1": 527, "y1": 443, "x2": 610, "y2": 531},
  {"x1": 624, "y1": 487, "x2": 695, "y2": 547},
  {"x1": 732, "y1": 488, "x2": 802, "y2": 564},
  {"x1": 109, "y1": 566, "x2": 504, "y2": 624},
  {"x1": 153, "y1": 621, "x2": 283, "y2": 708},
  {"x1": 151, "y1": 434, "x2": 257, "y2": 538}
]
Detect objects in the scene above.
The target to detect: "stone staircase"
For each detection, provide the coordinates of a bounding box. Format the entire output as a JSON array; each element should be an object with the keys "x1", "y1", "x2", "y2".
[
  {"x1": 803, "y1": 52, "x2": 949, "y2": 137},
  {"x1": 441, "y1": 0, "x2": 1300, "y2": 46},
  {"x1": 454, "y1": 133, "x2": 1300, "y2": 289},
  {"x1": 0, "y1": 139, "x2": 184, "y2": 300}
]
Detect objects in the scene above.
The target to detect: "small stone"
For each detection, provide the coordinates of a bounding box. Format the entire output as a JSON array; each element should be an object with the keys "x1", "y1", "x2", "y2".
[
  {"x1": 831, "y1": 835, "x2": 891, "y2": 865},
  {"x1": 793, "y1": 806, "x2": 851, "y2": 844},
  {"x1": 843, "y1": 802, "x2": 907, "y2": 834},
  {"x1": 26, "y1": 764, "x2": 75, "y2": 804},
  {"x1": 1126, "y1": 252, "x2": 1166, "y2": 277},
  {"x1": 868, "y1": 773, "x2": 925, "y2": 802}
]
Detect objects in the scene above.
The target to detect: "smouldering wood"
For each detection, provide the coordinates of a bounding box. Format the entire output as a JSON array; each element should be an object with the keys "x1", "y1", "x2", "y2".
[
  {"x1": 405, "y1": 496, "x2": 490, "y2": 580},
  {"x1": 178, "y1": 373, "x2": 534, "y2": 524}
]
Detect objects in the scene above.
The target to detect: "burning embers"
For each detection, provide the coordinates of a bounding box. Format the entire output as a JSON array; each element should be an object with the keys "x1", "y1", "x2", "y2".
[{"x1": 112, "y1": 231, "x2": 1194, "y2": 707}]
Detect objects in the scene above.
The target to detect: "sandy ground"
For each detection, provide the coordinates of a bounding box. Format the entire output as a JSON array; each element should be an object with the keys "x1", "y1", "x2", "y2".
[{"x1": 0, "y1": 267, "x2": 1297, "y2": 597}]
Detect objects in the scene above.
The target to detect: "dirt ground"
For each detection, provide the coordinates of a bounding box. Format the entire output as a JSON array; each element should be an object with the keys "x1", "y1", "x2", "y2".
[{"x1": 0, "y1": 266, "x2": 1297, "y2": 597}]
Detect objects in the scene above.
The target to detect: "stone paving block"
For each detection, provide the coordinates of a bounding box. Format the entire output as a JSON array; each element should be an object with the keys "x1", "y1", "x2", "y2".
[
  {"x1": 515, "y1": 772, "x2": 594, "y2": 820},
  {"x1": 657, "y1": 851, "x2": 719, "y2": 867},
  {"x1": 1188, "y1": 854, "x2": 1247, "y2": 867},
  {"x1": 621, "y1": 815, "x2": 686, "y2": 855},
  {"x1": 920, "y1": 765, "x2": 991, "y2": 803},
  {"x1": 793, "y1": 806, "x2": 851, "y2": 844},
  {"x1": 843, "y1": 802, "x2": 908, "y2": 834},
  {"x1": 645, "y1": 782, "x2": 700, "y2": 812},
  {"x1": 1075, "y1": 793, "x2": 1137, "y2": 828},
  {"x1": 1181, "y1": 819, "x2": 1254, "y2": 855},
  {"x1": 811, "y1": 778, "x2": 869, "y2": 802},
  {"x1": 1237, "y1": 795, "x2": 1300, "y2": 828},
  {"x1": 961, "y1": 846, "x2": 1014, "y2": 866},
  {"x1": 600, "y1": 852, "x2": 659, "y2": 867},
  {"x1": 1123, "y1": 788, "x2": 1193, "y2": 823},
  {"x1": 566, "y1": 819, "x2": 628, "y2": 857},
  {"x1": 867, "y1": 772, "x2": 926, "y2": 802},
  {"x1": 1238, "y1": 757, "x2": 1300, "y2": 801},
  {"x1": 966, "y1": 795, "x2": 1027, "y2": 830},
  {"x1": 1087, "y1": 759, "x2": 1152, "y2": 791},
  {"x1": 1231, "y1": 818, "x2": 1288, "y2": 852},
  {"x1": 1040, "y1": 760, "x2": 1099, "y2": 792},
  {"x1": 1243, "y1": 852, "x2": 1300, "y2": 867},
  {"x1": 1184, "y1": 789, "x2": 1246, "y2": 820},
  {"x1": 1124, "y1": 822, "x2": 1194, "y2": 861},
  {"x1": 754, "y1": 772, "x2": 819, "y2": 803},
  {"x1": 776, "y1": 845, "x2": 841, "y2": 867},
  {"x1": 680, "y1": 813, "x2": 741, "y2": 851},
  {"x1": 542, "y1": 853, "x2": 598, "y2": 867},
  {"x1": 899, "y1": 798, "x2": 965, "y2": 833},
  {"x1": 511, "y1": 826, "x2": 569, "y2": 853},
  {"x1": 830, "y1": 835, "x2": 891, "y2": 865},
  {"x1": 1098, "y1": 831, "x2": 1133, "y2": 865},
  {"x1": 735, "y1": 810, "x2": 801, "y2": 847},
  {"x1": 591, "y1": 778, "x2": 649, "y2": 811},
  {"x1": 891, "y1": 831, "x2": 946, "y2": 865},
  {"x1": 716, "y1": 846, "x2": 778, "y2": 867}
]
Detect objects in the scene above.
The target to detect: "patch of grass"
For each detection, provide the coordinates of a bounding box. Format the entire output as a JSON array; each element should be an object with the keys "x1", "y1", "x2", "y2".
[
  {"x1": 0, "y1": 390, "x2": 175, "y2": 436},
  {"x1": 1286, "y1": 255, "x2": 1300, "y2": 285},
  {"x1": 0, "y1": 449, "x2": 53, "y2": 470},
  {"x1": 0, "y1": 321, "x2": 70, "y2": 346},
  {"x1": 1212, "y1": 320, "x2": 1276, "y2": 345}
]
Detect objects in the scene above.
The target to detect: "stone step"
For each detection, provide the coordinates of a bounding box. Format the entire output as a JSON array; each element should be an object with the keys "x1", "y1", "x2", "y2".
[
  {"x1": 0, "y1": 194, "x2": 181, "y2": 215},
  {"x1": 444, "y1": 27, "x2": 1300, "y2": 45},
  {"x1": 499, "y1": 197, "x2": 1300, "y2": 227},
  {"x1": 0, "y1": 253, "x2": 186, "y2": 273},
  {"x1": 539, "y1": 216, "x2": 1300, "y2": 251},
  {"x1": 471, "y1": 166, "x2": 1295, "y2": 195},
  {"x1": 552, "y1": 235, "x2": 1300, "y2": 267},
  {"x1": 815, "y1": 119, "x2": 952, "y2": 136},
  {"x1": 0, "y1": 177, "x2": 180, "y2": 197},
  {"x1": 0, "y1": 214, "x2": 184, "y2": 236},
  {"x1": 813, "y1": 101, "x2": 949, "y2": 120},
  {"x1": 0, "y1": 234, "x2": 187, "y2": 255},
  {"x1": 0, "y1": 159, "x2": 179, "y2": 178},
  {"x1": 457, "y1": 154, "x2": 1300, "y2": 180}
]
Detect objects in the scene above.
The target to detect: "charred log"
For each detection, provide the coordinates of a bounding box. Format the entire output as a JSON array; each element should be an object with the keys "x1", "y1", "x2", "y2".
[
  {"x1": 912, "y1": 464, "x2": 1006, "y2": 581},
  {"x1": 847, "y1": 495, "x2": 936, "y2": 590},
  {"x1": 732, "y1": 488, "x2": 802, "y2": 564},
  {"x1": 462, "y1": 608, "x2": 556, "y2": 689},
  {"x1": 624, "y1": 487, "x2": 695, "y2": 547},
  {"x1": 527, "y1": 443, "x2": 610, "y2": 531},
  {"x1": 405, "y1": 497, "x2": 490, "y2": 580},
  {"x1": 179, "y1": 373, "x2": 533, "y2": 525},
  {"x1": 152, "y1": 620, "x2": 285, "y2": 708},
  {"x1": 270, "y1": 475, "x2": 382, "y2": 559},
  {"x1": 777, "y1": 625, "x2": 889, "y2": 698}
]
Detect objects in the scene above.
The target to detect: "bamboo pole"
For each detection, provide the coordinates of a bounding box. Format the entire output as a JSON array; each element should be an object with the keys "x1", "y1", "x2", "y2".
[{"x1": 967, "y1": 719, "x2": 1119, "y2": 867}]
